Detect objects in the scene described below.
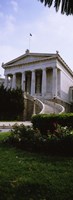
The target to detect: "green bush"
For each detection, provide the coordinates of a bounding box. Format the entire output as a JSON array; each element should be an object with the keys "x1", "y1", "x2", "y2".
[
  {"x1": 9, "y1": 124, "x2": 43, "y2": 152},
  {"x1": 0, "y1": 85, "x2": 24, "y2": 120},
  {"x1": 6, "y1": 124, "x2": 73, "y2": 156},
  {"x1": 31, "y1": 113, "x2": 73, "y2": 134},
  {"x1": 11, "y1": 124, "x2": 37, "y2": 140}
]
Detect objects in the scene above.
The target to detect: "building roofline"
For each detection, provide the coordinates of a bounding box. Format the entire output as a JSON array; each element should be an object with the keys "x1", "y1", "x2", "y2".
[
  {"x1": 2, "y1": 51, "x2": 73, "y2": 76},
  {"x1": 57, "y1": 54, "x2": 73, "y2": 76},
  {"x1": 2, "y1": 51, "x2": 56, "y2": 67},
  {"x1": 2, "y1": 56, "x2": 55, "y2": 68}
]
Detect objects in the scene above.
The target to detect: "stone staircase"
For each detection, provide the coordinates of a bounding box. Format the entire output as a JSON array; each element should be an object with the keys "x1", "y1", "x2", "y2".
[
  {"x1": 0, "y1": 96, "x2": 65, "y2": 131},
  {"x1": 39, "y1": 99, "x2": 65, "y2": 114},
  {"x1": 26, "y1": 94, "x2": 65, "y2": 115}
]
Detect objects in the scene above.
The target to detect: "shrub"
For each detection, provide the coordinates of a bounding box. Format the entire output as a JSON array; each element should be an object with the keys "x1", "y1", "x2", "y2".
[
  {"x1": 9, "y1": 124, "x2": 43, "y2": 151},
  {"x1": 31, "y1": 113, "x2": 73, "y2": 135},
  {"x1": 0, "y1": 85, "x2": 24, "y2": 120},
  {"x1": 6, "y1": 124, "x2": 73, "y2": 156}
]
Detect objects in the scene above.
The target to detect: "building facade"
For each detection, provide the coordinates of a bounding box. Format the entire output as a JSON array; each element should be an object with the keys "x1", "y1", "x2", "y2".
[{"x1": 2, "y1": 50, "x2": 73, "y2": 109}]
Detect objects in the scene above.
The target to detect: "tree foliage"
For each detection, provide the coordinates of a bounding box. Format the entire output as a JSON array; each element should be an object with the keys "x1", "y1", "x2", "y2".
[
  {"x1": 38, "y1": 0, "x2": 73, "y2": 15},
  {"x1": 0, "y1": 85, "x2": 24, "y2": 120}
]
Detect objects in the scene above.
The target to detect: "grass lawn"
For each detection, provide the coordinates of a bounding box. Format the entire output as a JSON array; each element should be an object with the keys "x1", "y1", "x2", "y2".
[
  {"x1": 0, "y1": 131, "x2": 11, "y2": 141},
  {"x1": 0, "y1": 132, "x2": 73, "y2": 200}
]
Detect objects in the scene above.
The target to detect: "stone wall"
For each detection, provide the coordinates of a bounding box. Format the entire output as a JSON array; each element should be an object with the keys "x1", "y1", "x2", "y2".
[
  {"x1": 23, "y1": 97, "x2": 42, "y2": 121},
  {"x1": 53, "y1": 98, "x2": 71, "y2": 113}
]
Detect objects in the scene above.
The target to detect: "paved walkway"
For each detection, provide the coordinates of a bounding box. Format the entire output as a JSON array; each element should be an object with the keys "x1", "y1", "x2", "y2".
[{"x1": 0, "y1": 121, "x2": 32, "y2": 129}]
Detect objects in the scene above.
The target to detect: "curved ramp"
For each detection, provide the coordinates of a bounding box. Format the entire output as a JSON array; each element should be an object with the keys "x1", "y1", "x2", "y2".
[
  {"x1": 25, "y1": 94, "x2": 65, "y2": 115},
  {"x1": 40, "y1": 99, "x2": 65, "y2": 114}
]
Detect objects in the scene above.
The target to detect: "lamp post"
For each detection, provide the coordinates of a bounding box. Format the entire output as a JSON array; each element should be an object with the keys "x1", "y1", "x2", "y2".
[
  {"x1": 33, "y1": 98, "x2": 36, "y2": 115},
  {"x1": 53, "y1": 95, "x2": 56, "y2": 114}
]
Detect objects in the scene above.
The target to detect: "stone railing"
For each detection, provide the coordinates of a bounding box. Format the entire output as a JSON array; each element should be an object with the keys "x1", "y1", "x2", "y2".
[
  {"x1": 24, "y1": 94, "x2": 65, "y2": 119},
  {"x1": 40, "y1": 99, "x2": 65, "y2": 114},
  {"x1": 55, "y1": 103, "x2": 65, "y2": 114},
  {"x1": 25, "y1": 94, "x2": 44, "y2": 114}
]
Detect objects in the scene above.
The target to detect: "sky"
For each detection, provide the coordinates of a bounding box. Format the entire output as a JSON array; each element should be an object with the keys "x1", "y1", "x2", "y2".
[{"x1": 0, "y1": 0, "x2": 73, "y2": 77}]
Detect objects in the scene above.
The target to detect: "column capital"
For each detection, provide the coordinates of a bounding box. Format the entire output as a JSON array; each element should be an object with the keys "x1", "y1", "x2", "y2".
[
  {"x1": 32, "y1": 69, "x2": 35, "y2": 72},
  {"x1": 43, "y1": 68, "x2": 46, "y2": 71}
]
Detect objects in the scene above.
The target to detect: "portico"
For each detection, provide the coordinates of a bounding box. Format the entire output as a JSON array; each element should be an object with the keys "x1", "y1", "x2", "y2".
[
  {"x1": 4, "y1": 67, "x2": 60, "y2": 99},
  {"x1": 2, "y1": 50, "x2": 73, "y2": 105}
]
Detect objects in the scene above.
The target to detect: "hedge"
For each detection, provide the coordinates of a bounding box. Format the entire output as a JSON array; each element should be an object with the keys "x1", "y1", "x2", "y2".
[{"x1": 31, "y1": 113, "x2": 73, "y2": 134}]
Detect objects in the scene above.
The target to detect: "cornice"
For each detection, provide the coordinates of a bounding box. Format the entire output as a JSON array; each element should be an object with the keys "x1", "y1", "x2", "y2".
[{"x1": 2, "y1": 52, "x2": 73, "y2": 77}]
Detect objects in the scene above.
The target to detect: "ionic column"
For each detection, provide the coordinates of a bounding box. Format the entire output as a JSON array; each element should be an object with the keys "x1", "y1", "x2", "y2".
[
  {"x1": 57, "y1": 69, "x2": 61, "y2": 97},
  {"x1": 4, "y1": 75, "x2": 8, "y2": 88},
  {"x1": 53, "y1": 67, "x2": 57, "y2": 97},
  {"x1": 12, "y1": 73, "x2": 16, "y2": 89},
  {"x1": 22, "y1": 72, "x2": 25, "y2": 91},
  {"x1": 31, "y1": 70, "x2": 35, "y2": 95},
  {"x1": 42, "y1": 68, "x2": 46, "y2": 96}
]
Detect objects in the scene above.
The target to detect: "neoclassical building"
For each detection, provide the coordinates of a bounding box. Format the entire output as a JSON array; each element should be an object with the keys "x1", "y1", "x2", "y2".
[{"x1": 2, "y1": 50, "x2": 73, "y2": 111}]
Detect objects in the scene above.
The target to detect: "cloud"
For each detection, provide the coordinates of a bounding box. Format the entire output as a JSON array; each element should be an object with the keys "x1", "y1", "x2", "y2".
[
  {"x1": 10, "y1": 0, "x2": 18, "y2": 12},
  {"x1": 0, "y1": 0, "x2": 73, "y2": 77}
]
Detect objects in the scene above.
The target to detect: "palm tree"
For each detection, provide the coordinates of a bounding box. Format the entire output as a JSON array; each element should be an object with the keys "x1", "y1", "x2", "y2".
[{"x1": 38, "y1": 0, "x2": 73, "y2": 15}]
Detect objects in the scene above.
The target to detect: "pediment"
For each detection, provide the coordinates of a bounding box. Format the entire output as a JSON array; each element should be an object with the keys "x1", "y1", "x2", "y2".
[
  {"x1": 4, "y1": 52, "x2": 55, "y2": 67},
  {"x1": 9, "y1": 55, "x2": 45, "y2": 66}
]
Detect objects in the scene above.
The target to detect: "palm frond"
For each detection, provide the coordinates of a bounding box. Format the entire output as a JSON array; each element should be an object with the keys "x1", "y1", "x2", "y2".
[{"x1": 38, "y1": 0, "x2": 73, "y2": 15}]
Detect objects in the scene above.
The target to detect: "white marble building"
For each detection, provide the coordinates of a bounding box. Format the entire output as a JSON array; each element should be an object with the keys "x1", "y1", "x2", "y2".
[{"x1": 2, "y1": 50, "x2": 73, "y2": 107}]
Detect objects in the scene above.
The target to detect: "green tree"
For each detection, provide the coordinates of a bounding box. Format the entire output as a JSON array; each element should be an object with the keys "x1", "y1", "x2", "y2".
[
  {"x1": 0, "y1": 85, "x2": 24, "y2": 120},
  {"x1": 38, "y1": 0, "x2": 73, "y2": 15}
]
